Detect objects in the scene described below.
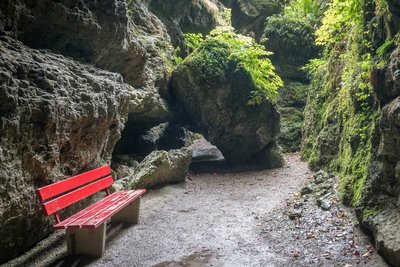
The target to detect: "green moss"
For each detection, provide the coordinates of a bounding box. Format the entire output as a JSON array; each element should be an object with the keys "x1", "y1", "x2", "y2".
[
  {"x1": 301, "y1": 0, "x2": 383, "y2": 208},
  {"x1": 178, "y1": 27, "x2": 283, "y2": 104},
  {"x1": 183, "y1": 38, "x2": 230, "y2": 85},
  {"x1": 362, "y1": 207, "x2": 379, "y2": 220},
  {"x1": 277, "y1": 82, "x2": 308, "y2": 106},
  {"x1": 277, "y1": 82, "x2": 308, "y2": 152},
  {"x1": 264, "y1": 14, "x2": 318, "y2": 65}
]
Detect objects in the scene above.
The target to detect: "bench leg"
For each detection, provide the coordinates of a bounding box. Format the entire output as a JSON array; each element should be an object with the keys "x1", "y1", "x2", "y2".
[
  {"x1": 111, "y1": 196, "x2": 141, "y2": 224},
  {"x1": 66, "y1": 223, "x2": 106, "y2": 257}
]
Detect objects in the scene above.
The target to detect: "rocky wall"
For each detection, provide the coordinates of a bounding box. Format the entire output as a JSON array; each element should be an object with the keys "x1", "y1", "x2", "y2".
[
  {"x1": 0, "y1": 36, "x2": 133, "y2": 263},
  {"x1": 147, "y1": 0, "x2": 228, "y2": 56},
  {"x1": 0, "y1": 0, "x2": 173, "y2": 92},
  {"x1": 301, "y1": 1, "x2": 400, "y2": 264}
]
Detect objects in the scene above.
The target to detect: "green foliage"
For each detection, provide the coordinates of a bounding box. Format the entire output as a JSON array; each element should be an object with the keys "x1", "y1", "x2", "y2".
[
  {"x1": 183, "y1": 33, "x2": 204, "y2": 50},
  {"x1": 264, "y1": 14, "x2": 318, "y2": 64},
  {"x1": 182, "y1": 27, "x2": 283, "y2": 104},
  {"x1": 375, "y1": 32, "x2": 400, "y2": 65},
  {"x1": 315, "y1": 0, "x2": 363, "y2": 48},
  {"x1": 301, "y1": 0, "x2": 380, "y2": 207},
  {"x1": 284, "y1": 0, "x2": 324, "y2": 23}
]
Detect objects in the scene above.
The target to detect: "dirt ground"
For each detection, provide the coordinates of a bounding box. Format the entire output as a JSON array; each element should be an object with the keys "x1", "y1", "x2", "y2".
[{"x1": 2, "y1": 154, "x2": 389, "y2": 267}]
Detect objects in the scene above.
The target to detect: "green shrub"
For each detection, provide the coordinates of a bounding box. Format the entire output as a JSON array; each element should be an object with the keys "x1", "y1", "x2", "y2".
[
  {"x1": 183, "y1": 33, "x2": 204, "y2": 51},
  {"x1": 182, "y1": 27, "x2": 283, "y2": 104},
  {"x1": 264, "y1": 14, "x2": 318, "y2": 64}
]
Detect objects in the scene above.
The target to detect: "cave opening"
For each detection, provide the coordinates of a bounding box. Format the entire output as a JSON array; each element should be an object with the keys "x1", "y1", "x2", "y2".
[{"x1": 111, "y1": 116, "x2": 226, "y2": 175}]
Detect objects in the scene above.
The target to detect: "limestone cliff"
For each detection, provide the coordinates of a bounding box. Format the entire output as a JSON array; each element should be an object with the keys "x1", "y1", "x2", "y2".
[
  {"x1": 0, "y1": 0, "x2": 173, "y2": 92},
  {"x1": 147, "y1": 0, "x2": 229, "y2": 56},
  {"x1": 0, "y1": 36, "x2": 132, "y2": 262},
  {"x1": 301, "y1": 0, "x2": 400, "y2": 265},
  {"x1": 0, "y1": 0, "x2": 176, "y2": 262}
]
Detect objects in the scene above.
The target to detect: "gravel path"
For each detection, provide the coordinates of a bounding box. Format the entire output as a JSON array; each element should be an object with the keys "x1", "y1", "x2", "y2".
[{"x1": 2, "y1": 154, "x2": 388, "y2": 267}]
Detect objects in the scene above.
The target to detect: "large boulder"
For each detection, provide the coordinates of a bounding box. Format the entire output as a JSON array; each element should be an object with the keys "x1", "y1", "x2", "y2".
[
  {"x1": 263, "y1": 15, "x2": 318, "y2": 81},
  {"x1": 0, "y1": 36, "x2": 134, "y2": 263},
  {"x1": 170, "y1": 37, "x2": 282, "y2": 167},
  {"x1": 113, "y1": 148, "x2": 192, "y2": 190},
  {"x1": 0, "y1": 0, "x2": 174, "y2": 92}
]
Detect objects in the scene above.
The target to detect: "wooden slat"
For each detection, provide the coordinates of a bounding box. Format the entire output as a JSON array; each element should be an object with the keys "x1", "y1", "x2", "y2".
[
  {"x1": 36, "y1": 166, "x2": 111, "y2": 202},
  {"x1": 80, "y1": 189, "x2": 146, "y2": 228},
  {"x1": 54, "y1": 189, "x2": 146, "y2": 229},
  {"x1": 42, "y1": 176, "x2": 114, "y2": 216},
  {"x1": 54, "y1": 191, "x2": 130, "y2": 229}
]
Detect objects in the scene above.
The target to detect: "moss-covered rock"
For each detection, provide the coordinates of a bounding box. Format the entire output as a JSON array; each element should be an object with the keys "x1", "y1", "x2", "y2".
[
  {"x1": 301, "y1": 0, "x2": 400, "y2": 264},
  {"x1": 264, "y1": 15, "x2": 318, "y2": 65},
  {"x1": 113, "y1": 148, "x2": 192, "y2": 190},
  {"x1": 170, "y1": 31, "x2": 283, "y2": 167},
  {"x1": 276, "y1": 82, "x2": 308, "y2": 152},
  {"x1": 264, "y1": 15, "x2": 319, "y2": 80}
]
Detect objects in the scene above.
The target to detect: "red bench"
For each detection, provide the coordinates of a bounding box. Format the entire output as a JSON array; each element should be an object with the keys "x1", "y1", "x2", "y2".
[{"x1": 36, "y1": 165, "x2": 146, "y2": 257}]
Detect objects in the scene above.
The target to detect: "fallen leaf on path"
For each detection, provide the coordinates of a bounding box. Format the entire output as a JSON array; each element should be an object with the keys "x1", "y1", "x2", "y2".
[
  {"x1": 336, "y1": 212, "x2": 345, "y2": 219},
  {"x1": 362, "y1": 251, "x2": 371, "y2": 257},
  {"x1": 322, "y1": 252, "x2": 331, "y2": 259},
  {"x1": 292, "y1": 252, "x2": 300, "y2": 258},
  {"x1": 306, "y1": 232, "x2": 316, "y2": 239}
]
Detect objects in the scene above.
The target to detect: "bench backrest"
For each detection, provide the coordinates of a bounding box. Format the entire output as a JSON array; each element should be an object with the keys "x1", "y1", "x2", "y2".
[{"x1": 36, "y1": 166, "x2": 113, "y2": 217}]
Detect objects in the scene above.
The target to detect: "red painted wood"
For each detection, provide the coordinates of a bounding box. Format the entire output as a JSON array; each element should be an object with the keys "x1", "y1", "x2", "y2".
[
  {"x1": 36, "y1": 166, "x2": 111, "y2": 202},
  {"x1": 81, "y1": 190, "x2": 146, "y2": 228},
  {"x1": 42, "y1": 176, "x2": 114, "y2": 216},
  {"x1": 54, "y1": 191, "x2": 129, "y2": 229},
  {"x1": 54, "y1": 213, "x2": 61, "y2": 224},
  {"x1": 54, "y1": 189, "x2": 146, "y2": 229}
]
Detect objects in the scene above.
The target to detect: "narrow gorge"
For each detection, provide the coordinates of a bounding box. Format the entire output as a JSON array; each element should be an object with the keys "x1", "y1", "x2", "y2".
[{"x1": 0, "y1": 0, "x2": 399, "y2": 266}]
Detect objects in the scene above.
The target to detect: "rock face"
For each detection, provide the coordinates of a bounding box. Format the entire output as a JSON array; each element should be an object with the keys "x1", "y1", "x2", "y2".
[
  {"x1": 301, "y1": 6, "x2": 400, "y2": 265},
  {"x1": 363, "y1": 208, "x2": 400, "y2": 267},
  {"x1": 0, "y1": 36, "x2": 132, "y2": 263},
  {"x1": 276, "y1": 82, "x2": 307, "y2": 152},
  {"x1": 171, "y1": 51, "x2": 282, "y2": 167},
  {"x1": 361, "y1": 49, "x2": 400, "y2": 266},
  {"x1": 0, "y1": 0, "x2": 173, "y2": 92},
  {"x1": 113, "y1": 148, "x2": 192, "y2": 190},
  {"x1": 148, "y1": 0, "x2": 228, "y2": 55},
  {"x1": 0, "y1": 0, "x2": 175, "y2": 163},
  {"x1": 230, "y1": 0, "x2": 282, "y2": 39}
]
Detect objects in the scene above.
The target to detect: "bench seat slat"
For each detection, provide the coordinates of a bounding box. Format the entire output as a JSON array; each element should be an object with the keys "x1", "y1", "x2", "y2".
[
  {"x1": 53, "y1": 191, "x2": 126, "y2": 229},
  {"x1": 43, "y1": 176, "x2": 114, "y2": 216},
  {"x1": 80, "y1": 189, "x2": 146, "y2": 228},
  {"x1": 37, "y1": 166, "x2": 111, "y2": 201},
  {"x1": 54, "y1": 189, "x2": 146, "y2": 229},
  {"x1": 55, "y1": 190, "x2": 132, "y2": 229}
]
